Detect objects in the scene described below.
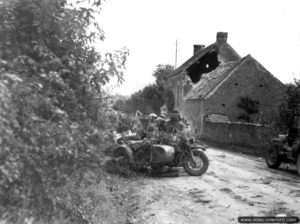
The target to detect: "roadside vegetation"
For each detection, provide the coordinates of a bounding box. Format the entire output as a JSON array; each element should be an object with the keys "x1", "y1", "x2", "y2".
[
  {"x1": 0, "y1": 0, "x2": 138, "y2": 223},
  {"x1": 277, "y1": 80, "x2": 300, "y2": 132},
  {"x1": 1, "y1": 0, "x2": 297, "y2": 223},
  {"x1": 113, "y1": 64, "x2": 175, "y2": 115}
]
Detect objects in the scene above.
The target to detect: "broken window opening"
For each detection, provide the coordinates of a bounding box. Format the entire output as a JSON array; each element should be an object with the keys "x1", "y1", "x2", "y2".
[{"x1": 187, "y1": 51, "x2": 220, "y2": 83}]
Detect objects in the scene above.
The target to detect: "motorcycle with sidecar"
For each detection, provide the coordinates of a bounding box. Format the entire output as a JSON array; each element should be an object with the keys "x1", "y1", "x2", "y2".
[{"x1": 114, "y1": 131, "x2": 209, "y2": 176}]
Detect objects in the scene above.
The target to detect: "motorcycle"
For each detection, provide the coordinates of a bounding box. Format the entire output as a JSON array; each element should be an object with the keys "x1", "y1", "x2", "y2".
[{"x1": 114, "y1": 130, "x2": 209, "y2": 176}]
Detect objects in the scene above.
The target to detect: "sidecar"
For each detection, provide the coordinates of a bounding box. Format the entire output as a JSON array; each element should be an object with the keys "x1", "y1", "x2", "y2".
[
  {"x1": 114, "y1": 142, "x2": 175, "y2": 169},
  {"x1": 150, "y1": 144, "x2": 175, "y2": 164}
]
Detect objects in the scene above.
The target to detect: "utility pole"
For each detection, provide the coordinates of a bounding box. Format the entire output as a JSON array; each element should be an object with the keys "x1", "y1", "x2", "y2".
[{"x1": 175, "y1": 39, "x2": 178, "y2": 69}]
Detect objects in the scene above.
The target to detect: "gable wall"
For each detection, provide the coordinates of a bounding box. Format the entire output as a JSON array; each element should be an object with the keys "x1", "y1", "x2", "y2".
[
  {"x1": 167, "y1": 43, "x2": 240, "y2": 114},
  {"x1": 204, "y1": 59, "x2": 287, "y2": 124},
  {"x1": 182, "y1": 99, "x2": 204, "y2": 135},
  {"x1": 167, "y1": 73, "x2": 192, "y2": 113}
]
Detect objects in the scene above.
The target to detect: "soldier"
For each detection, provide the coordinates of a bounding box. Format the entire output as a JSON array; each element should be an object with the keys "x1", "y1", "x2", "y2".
[
  {"x1": 147, "y1": 114, "x2": 159, "y2": 137},
  {"x1": 165, "y1": 111, "x2": 183, "y2": 133},
  {"x1": 156, "y1": 115, "x2": 167, "y2": 132},
  {"x1": 133, "y1": 117, "x2": 146, "y2": 139}
]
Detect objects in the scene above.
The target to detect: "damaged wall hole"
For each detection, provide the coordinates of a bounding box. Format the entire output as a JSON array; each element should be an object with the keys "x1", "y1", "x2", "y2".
[
  {"x1": 187, "y1": 51, "x2": 220, "y2": 83},
  {"x1": 222, "y1": 104, "x2": 226, "y2": 107},
  {"x1": 235, "y1": 83, "x2": 238, "y2": 86}
]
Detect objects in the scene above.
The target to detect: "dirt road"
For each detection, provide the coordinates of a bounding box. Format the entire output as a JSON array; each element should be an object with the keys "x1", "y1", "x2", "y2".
[{"x1": 133, "y1": 147, "x2": 300, "y2": 224}]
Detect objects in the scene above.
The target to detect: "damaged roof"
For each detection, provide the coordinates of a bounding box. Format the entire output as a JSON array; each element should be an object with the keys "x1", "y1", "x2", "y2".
[
  {"x1": 169, "y1": 41, "x2": 241, "y2": 78},
  {"x1": 184, "y1": 56, "x2": 249, "y2": 100}
]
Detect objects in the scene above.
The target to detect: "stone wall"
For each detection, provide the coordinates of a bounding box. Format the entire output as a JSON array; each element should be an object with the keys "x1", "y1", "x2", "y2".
[
  {"x1": 167, "y1": 73, "x2": 192, "y2": 113},
  {"x1": 200, "y1": 121, "x2": 277, "y2": 149},
  {"x1": 167, "y1": 73, "x2": 184, "y2": 111},
  {"x1": 182, "y1": 99, "x2": 204, "y2": 135},
  {"x1": 205, "y1": 57, "x2": 287, "y2": 124}
]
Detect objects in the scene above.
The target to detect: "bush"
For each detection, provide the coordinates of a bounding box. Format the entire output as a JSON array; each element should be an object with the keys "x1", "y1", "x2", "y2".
[
  {"x1": 237, "y1": 96, "x2": 259, "y2": 123},
  {"x1": 0, "y1": 0, "x2": 129, "y2": 222},
  {"x1": 114, "y1": 64, "x2": 175, "y2": 115},
  {"x1": 276, "y1": 81, "x2": 300, "y2": 132}
]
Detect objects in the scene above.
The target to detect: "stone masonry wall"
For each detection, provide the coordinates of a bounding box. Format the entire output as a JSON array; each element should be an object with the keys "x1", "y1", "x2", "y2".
[
  {"x1": 181, "y1": 99, "x2": 204, "y2": 135},
  {"x1": 167, "y1": 73, "x2": 192, "y2": 114},
  {"x1": 204, "y1": 58, "x2": 287, "y2": 124},
  {"x1": 201, "y1": 121, "x2": 276, "y2": 149},
  {"x1": 167, "y1": 74, "x2": 184, "y2": 111}
]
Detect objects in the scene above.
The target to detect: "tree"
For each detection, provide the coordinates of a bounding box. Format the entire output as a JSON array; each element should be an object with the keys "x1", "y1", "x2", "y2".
[
  {"x1": 117, "y1": 64, "x2": 175, "y2": 115},
  {"x1": 153, "y1": 64, "x2": 174, "y2": 86},
  {"x1": 286, "y1": 81, "x2": 300, "y2": 109},
  {"x1": 0, "y1": 0, "x2": 129, "y2": 123},
  {"x1": 277, "y1": 80, "x2": 300, "y2": 131},
  {"x1": 0, "y1": 0, "x2": 129, "y2": 222}
]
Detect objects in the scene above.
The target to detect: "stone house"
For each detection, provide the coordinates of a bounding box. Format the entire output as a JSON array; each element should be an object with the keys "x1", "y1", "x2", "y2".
[{"x1": 167, "y1": 32, "x2": 287, "y2": 136}]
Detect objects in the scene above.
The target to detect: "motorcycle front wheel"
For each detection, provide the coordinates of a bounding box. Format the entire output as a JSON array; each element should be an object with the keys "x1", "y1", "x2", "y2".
[{"x1": 183, "y1": 150, "x2": 209, "y2": 176}]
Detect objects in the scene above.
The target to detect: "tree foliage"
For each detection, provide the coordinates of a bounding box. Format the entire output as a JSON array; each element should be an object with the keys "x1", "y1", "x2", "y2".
[
  {"x1": 153, "y1": 64, "x2": 174, "y2": 86},
  {"x1": 0, "y1": 0, "x2": 129, "y2": 222},
  {"x1": 0, "y1": 0, "x2": 128, "y2": 123},
  {"x1": 277, "y1": 81, "x2": 300, "y2": 131},
  {"x1": 285, "y1": 81, "x2": 300, "y2": 109},
  {"x1": 115, "y1": 64, "x2": 175, "y2": 115}
]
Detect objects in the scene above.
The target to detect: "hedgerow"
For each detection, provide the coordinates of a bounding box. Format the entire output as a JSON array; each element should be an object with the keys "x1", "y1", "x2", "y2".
[{"x1": 0, "y1": 0, "x2": 129, "y2": 223}]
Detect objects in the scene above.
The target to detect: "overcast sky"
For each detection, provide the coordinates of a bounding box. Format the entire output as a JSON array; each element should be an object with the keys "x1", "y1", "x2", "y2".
[{"x1": 98, "y1": 0, "x2": 300, "y2": 95}]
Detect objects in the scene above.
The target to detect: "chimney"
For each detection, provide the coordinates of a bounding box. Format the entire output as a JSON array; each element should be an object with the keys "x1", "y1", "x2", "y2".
[
  {"x1": 193, "y1": 44, "x2": 205, "y2": 55},
  {"x1": 216, "y1": 32, "x2": 228, "y2": 44}
]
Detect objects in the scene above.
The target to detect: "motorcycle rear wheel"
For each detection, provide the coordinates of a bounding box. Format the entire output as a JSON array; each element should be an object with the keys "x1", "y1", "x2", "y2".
[{"x1": 184, "y1": 151, "x2": 209, "y2": 176}]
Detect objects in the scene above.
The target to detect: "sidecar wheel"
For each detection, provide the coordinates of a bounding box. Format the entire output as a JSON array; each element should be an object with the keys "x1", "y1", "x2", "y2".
[
  {"x1": 184, "y1": 151, "x2": 209, "y2": 176},
  {"x1": 266, "y1": 146, "x2": 282, "y2": 169}
]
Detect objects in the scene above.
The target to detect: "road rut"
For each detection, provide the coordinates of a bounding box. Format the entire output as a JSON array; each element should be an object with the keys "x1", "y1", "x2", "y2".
[{"x1": 134, "y1": 147, "x2": 300, "y2": 224}]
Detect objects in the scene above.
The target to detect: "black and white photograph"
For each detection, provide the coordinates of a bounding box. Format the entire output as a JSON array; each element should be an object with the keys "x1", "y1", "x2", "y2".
[{"x1": 0, "y1": 0, "x2": 300, "y2": 223}]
